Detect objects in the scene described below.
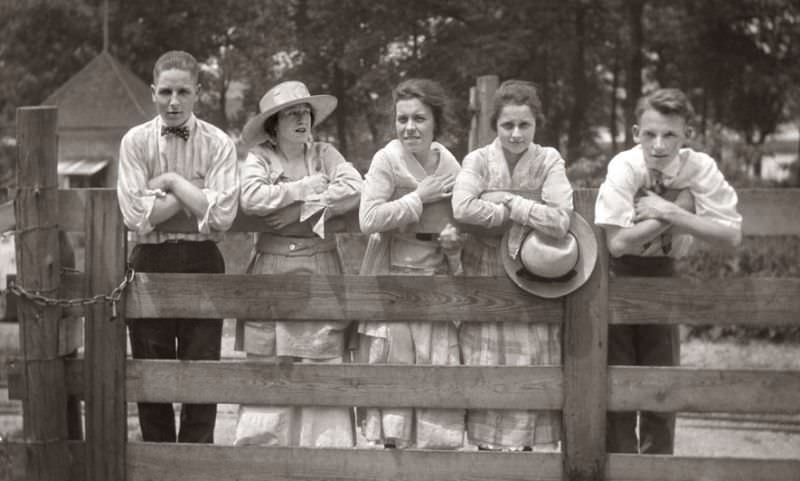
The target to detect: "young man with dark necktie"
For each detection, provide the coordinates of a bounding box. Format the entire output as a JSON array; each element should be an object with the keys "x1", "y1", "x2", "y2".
[{"x1": 595, "y1": 88, "x2": 742, "y2": 454}]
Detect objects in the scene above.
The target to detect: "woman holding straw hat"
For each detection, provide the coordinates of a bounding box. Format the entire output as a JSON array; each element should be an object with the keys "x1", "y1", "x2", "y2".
[
  {"x1": 233, "y1": 80, "x2": 362, "y2": 447},
  {"x1": 358, "y1": 78, "x2": 466, "y2": 449},
  {"x1": 452, "y1": 79, "x2": 583, "y2": 452}
]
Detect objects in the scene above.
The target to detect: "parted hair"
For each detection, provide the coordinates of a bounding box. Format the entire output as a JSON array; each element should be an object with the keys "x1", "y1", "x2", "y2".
[
  {"x1": 152, "y1": 50, "x2": 200, "y2": 84},
  {"x1": 392, "y1": 78, "x2": 453, "y2": 140},
  {"x1": 635, "y1": 88, "x2": 695, "y2": 124},
  {"x1": 491, "y1": 80, "x2": 545, "y2": 131}
]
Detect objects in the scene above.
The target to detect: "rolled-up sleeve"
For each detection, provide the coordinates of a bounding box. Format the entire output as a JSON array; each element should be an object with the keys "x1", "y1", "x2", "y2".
[
  {"x1": 359, "y1": 152, "x2": 422, "y2": 234},
  {"x1": 452, "y1": 152, "x2": 508, "y2": 228},
  {"x1": 199, "y1": 136, "x2": 239, "y2": 233},
  {"x1": 595, "y1": 155, "x2": 639, "y2": 228},
  {"x1": 117, "y1": 129, "x2": 157, "y2": 236},
  {"x1": 691, "y1": 153, "x2": 742, "y2": 230},
  {"x1": 314, "y1": 144, "x2": 363, "y2": 216}
]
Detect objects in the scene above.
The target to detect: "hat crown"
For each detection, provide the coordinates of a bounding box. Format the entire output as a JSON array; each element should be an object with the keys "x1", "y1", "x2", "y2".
[
  {"x1": 519, "y1": 231, "x2": 579, "y2": 279},
  {"x1": 259, "y1": 81, "x2": 312, "y2": 114}
]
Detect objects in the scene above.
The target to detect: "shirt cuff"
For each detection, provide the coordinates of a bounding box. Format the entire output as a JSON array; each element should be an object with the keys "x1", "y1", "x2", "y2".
[
  {"x1": 399, "y1": 191, "x2": 423, "y2": 223},
  {"x1": 197, "y1": 189, "x2": 219, "y2": 234},
  {"x1": 134, "y1": 195, "x2": 157, "y2": 235},
  {"x1": 508, "y1": 196, "x2": 533, "y2": 225},
  {"x1": 490, "y1": 202, "x2": 508, "y2": 228}
]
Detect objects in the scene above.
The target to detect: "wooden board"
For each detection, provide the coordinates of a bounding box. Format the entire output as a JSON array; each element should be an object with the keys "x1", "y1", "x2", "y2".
[
  {"x1": 127, "y1": 443, "x2": 563, "y2": 481},
  {"x1": 18, "y1": 360, "x2": 800, "y2": 416},
  {"x1": 0, "y1": 199, "x2": 13, "y2": 232},
  {"x1": 125, "y1": 273, "x2": 564, "y2": 322},
  {"x1": 609, "y1": 366, "x2": 800, "y2": 413},
  {"x1": 125, "y1": 360, "x2": 562, "y2": 408},
  {"x1": 606, "y1": 453, "x2": 800, "y2": 481},
  {"x1": 15, "y1": 105, "x2": 71, "y2": 481},
  {"x1": 609, "y1": 276, "x2": 800, "y2": 326},
  {"x1": 83, "y1": 188, "x2": 126, "y2": 481},
  {"x1": 562, "y1": 188, "x2": 608, "y2": 480}
]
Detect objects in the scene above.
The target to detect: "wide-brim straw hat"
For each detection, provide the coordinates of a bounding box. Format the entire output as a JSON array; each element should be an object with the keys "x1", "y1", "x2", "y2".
[
  {"x1": 241, "y1": 80, "x2": 337, "y2": 147},
  {"x1": 501, "y1": 212, "x2": 598, "y2": 298}
]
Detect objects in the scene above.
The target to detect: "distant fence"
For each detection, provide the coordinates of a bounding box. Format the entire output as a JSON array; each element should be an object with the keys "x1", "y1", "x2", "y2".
[{"x1": 3, "y1": 94, "x2": 800, "y2": 481}]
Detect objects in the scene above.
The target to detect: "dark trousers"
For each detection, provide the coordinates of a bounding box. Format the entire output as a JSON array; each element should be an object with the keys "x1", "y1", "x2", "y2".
[
  {"x1": 128, "y1": 241, "x2": 224, "y2": 443},
  {"x1": 607, "y1": 255, "x2": 678, "y2": 454}
]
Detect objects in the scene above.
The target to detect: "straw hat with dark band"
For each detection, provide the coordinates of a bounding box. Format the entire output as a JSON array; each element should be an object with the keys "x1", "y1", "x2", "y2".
[
  {"x1": 501, "y1": 212, "x2": 598, "y2": 298},
  {"x1": 241, "y1": 80, "x2": 337, "y2": 147}
]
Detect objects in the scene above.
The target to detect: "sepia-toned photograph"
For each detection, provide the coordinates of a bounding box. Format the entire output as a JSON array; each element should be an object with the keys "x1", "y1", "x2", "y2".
[{"x1": 1, "y1": 1, "x2": 798, "y2": 480}]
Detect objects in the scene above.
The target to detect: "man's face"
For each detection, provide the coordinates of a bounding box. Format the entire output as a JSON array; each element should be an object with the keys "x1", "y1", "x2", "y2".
[
  {"x1": 151, "y1": 68, "x2": 198, "y2": 127},
  {"x1": 633, "y1": 109, "x2": 690, "y2": 168}
]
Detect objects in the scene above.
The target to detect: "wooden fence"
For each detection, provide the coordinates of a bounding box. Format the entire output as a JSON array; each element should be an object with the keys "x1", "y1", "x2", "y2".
[{"x1": 3, "y1": 97, "x2": 800, "y2": 481}]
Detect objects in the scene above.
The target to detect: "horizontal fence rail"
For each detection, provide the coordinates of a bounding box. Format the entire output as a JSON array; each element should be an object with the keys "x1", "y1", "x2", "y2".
[
  {"x1": 55, "y1": 187, "x2": 800, "y2": 236},
  {"x1": 9, "y1": 360, "x2": 800, "y2": 414},
  {"x1": 6, "y1": 442, "x2": 800, "y2": 481},
  {"x1": 59, "y1": 272, "x2": 800, "y2": 325}
]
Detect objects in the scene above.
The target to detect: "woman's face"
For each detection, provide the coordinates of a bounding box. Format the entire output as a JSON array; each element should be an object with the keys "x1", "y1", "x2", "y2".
[
  {"x1": 276, "y1": 102, "x2": 312, "y2": 146},
  {"x1": 497, "y1": 103, "x2": 536, "y2": 156},
  {"x1": 395, "y1": 98, "x2": 435, "y2": 156}
]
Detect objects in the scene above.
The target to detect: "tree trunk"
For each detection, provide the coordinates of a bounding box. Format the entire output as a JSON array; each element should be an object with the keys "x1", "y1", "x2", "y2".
[
  {"x1": 610, "y1": 51, "x2": 620, "y2": 153},
  {"x1": 624, "y1": 0, "x2": 645, "y2": 148},
  {"x1": 566, "y1": 3, "x2": 587, "y2": 163},
  {"x1": 332, "y1": 62, "x2": 349, "y2": 158}
]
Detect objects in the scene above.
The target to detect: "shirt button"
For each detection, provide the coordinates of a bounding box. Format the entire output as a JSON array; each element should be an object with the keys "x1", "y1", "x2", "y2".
[{"x1": 288, "y1": 242, "x2": 297, "y2": 251}]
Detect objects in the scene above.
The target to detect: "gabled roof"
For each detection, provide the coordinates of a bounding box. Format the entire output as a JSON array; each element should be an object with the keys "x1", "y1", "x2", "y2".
[{"x1": 43, "y1": 50, "x2": 155, "y2": 129}]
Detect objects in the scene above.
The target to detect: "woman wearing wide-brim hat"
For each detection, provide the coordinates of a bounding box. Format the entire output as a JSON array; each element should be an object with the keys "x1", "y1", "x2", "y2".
[
  {"x1": 233, "y1": 80, "x2": 363, "y2": 447},
  {"x1": 452, "y1": 80, "x2": 595, "y2": 452}
]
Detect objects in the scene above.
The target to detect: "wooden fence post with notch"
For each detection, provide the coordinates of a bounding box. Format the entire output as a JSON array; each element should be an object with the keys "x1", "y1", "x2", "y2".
[{"x1": 15, "y1": 106, "x2": 70, "y2": 480}]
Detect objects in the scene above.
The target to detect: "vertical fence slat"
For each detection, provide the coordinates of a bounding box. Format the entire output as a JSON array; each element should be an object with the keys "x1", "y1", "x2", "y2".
[
  {"x1": 468, "y1": 75, "x2": 498, "y2": 152},
  {"x1": 563, "y1": 190, "x2": 608, "y2": 481},
  {"x1": 84, "y1": 189, "x2": 126, "y2": 481},
  {"x1": 15, "y1": 106, "x2": 70, "y2": 480}
]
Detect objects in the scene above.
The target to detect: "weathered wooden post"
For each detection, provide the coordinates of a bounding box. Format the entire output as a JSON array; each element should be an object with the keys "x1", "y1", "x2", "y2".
[
  {"x1": 563, "y1": 190, "x2": 608, "y2": 481},
  {"x1": 468, "y1": 75, "x2": 499, "y2": 152},
  {"x1": 15, "y1": 106, "x2": 70, "y2": 480},
  {"x1": 84, "y1": 189, "x2": 126, "y2": 479}
]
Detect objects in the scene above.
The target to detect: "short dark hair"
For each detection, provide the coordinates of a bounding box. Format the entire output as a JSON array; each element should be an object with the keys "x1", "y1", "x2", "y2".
[
  {"x1": 262, "y1": 102, "x2": 315, "y2": 147},
  {"x1": 490, "y1": 80, "x2": 545, "y2": 131},
  {"x1": 635, "y1": 88, "x2": 695, "y2": 124},
  {"x1": 392, "y1": 78, "x2": 452, "y2": 140},
  {"x1": 152, "y1": 50, "x2": 200, "y2": 84}
]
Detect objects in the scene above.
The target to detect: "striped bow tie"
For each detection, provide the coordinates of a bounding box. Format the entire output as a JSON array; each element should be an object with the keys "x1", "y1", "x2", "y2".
[{"x1": 161, "y1": 125, "x2": 189, "y2": 141}]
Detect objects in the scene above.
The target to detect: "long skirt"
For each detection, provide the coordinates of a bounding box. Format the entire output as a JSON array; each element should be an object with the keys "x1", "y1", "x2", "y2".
[
  {"x1": 459, "y1": 236, "x2": 561, "y2": 450},
  {"x1": 234, "y1": 235, "x2": 354, "y2": 447},
  {"x1": 359, "y1": 258, "x2": 464, "y2": 449}
]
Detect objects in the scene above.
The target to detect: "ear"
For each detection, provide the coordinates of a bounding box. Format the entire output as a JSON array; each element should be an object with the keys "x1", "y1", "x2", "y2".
[
  {"x1": 150, "y1": 84, "x2": 157, "y2": 103},
  {"x1": 631, "y1": 124, "x2": 640, "y2": 143},
  {"x1": 685, "y1": 126, "x2": 695, "y2": 139}
]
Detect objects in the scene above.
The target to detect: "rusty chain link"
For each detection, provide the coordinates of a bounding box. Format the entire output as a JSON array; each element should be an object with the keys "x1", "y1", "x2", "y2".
[{"x1": 5, "y1": 268, "x2": 135, "y2": 315}]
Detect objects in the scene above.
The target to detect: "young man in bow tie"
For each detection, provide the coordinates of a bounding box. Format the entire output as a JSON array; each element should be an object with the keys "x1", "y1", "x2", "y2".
[
  {"x1": 594, "y1": 88, "x2": 741, "y2": 454},
  {"x1": 117, "y1": 50, "x2": 239, "y2": 443}
]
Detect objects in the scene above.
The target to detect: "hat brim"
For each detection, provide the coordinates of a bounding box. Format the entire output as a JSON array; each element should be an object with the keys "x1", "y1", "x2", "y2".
[
  {"x1": 241, "y1": 94, "x2": 338, "y2": 148},
  {"x1": 501, "y1": 212, "x2": 598, "y2": 298}
]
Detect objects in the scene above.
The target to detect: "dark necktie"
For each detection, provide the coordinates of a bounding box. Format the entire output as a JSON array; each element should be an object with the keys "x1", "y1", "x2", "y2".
[
  {"x1": 648, "y1": 168, "x2": 672, "y2": 255},
  {"x1": 161, "y1": 125, "x2": 190, "y2": 141}
]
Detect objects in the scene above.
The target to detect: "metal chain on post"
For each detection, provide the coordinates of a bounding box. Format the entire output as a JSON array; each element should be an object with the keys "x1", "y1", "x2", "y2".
[{"x1": 7, "y1": 268, "x2": 135, "y2": 318}]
